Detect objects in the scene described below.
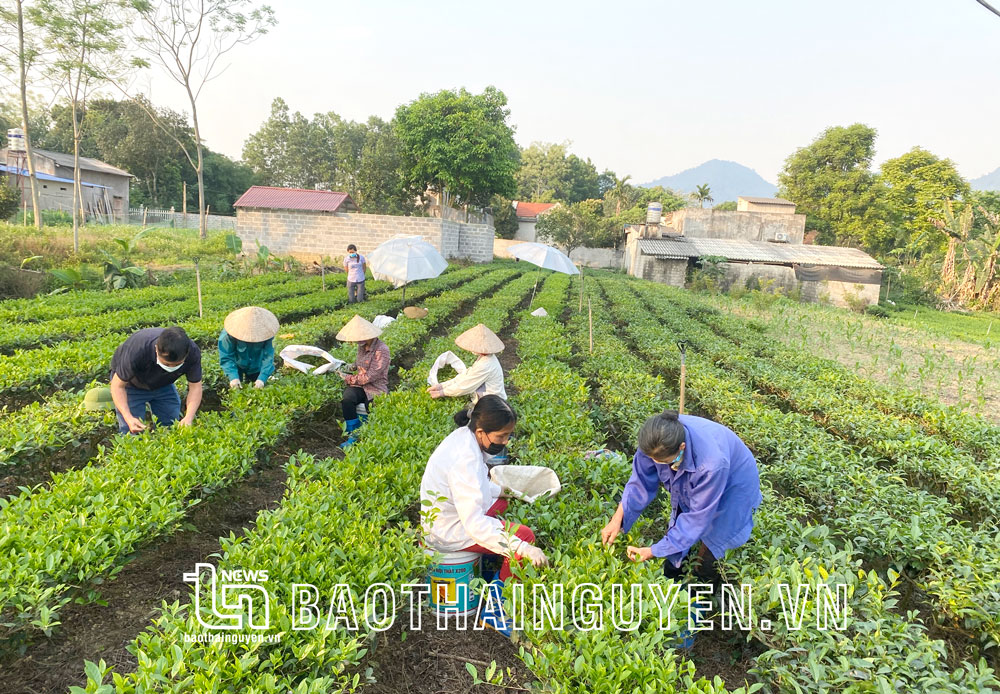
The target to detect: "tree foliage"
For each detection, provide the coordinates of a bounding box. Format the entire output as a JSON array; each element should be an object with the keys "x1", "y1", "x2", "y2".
[
  {"x1": 241, "y1": 98, "x2": 414, "y2": 214},
  {"x1": 515, "y1": 141, "x2": 600, "y2": 203},
  {"x1": 535, "y1": 199, "x2": 617, "y2": 255},
  {"x1": 882, "y1": 147, "x2": 970, "y2": 257},
  {"x1": 778, "y1": 123, "x2": 891, "y2": 250},
  {"x1": 394, "y1": 86, "x2": 518, "y2": 208}
]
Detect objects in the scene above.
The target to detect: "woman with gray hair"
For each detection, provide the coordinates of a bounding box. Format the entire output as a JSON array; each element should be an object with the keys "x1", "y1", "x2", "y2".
[{"x1": 601, "y1": 410, "x2": 761, "y2": 582}]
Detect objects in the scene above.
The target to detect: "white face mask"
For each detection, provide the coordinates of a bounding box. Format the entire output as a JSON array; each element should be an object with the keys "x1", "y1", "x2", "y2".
[{"x1": 157, "y1": 357, "x2": 184, "y2": 373}]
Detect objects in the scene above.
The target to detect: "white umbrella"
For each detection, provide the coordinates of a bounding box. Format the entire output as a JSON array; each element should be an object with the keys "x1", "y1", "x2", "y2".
[
  {"x1": 368, "y1": 236, "x2": 448, "y2": 306},
  {"x1": 506, "y1": 242, "x2": 580, "y2": 306},
  {"x1": 506, "y1": 242, "x2": 579, "y2": 275}
]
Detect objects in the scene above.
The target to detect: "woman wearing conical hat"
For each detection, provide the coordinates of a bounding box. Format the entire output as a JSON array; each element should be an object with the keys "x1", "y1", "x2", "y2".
[
  {"x1": 219, "y1": 307, "x2": 280, "y2": 389},
  {"x1": 426, "y1": 323, "x2": 506, "y2": 405},
  {"x1": 336, "y1": 315, "x2": 391, "y2": 449}
]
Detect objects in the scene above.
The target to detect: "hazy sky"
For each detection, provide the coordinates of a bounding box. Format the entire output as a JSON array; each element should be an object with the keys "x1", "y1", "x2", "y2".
[{"x1": 134, "y1": 0, "x2": 1000, "y2": 185}]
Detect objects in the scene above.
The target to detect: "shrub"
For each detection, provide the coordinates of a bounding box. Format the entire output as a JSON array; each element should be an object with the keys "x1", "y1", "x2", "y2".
[
  {"x1": 865, "y1": 304, "x2": 890, "y2": 318},
  {"x1": 0, "y1": 178, "x2": 20, "y2": 220}
]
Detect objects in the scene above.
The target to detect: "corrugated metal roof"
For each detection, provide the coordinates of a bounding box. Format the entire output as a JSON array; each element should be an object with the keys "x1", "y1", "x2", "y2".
[
  {"x1": 737, "y1": 196, "x2": 796, "y2": 206},
  {"x1": 638, "y1": 237, "x2": 882, "y2": 269},
  {"x1": 26, "y1": 148, "x2": 132, "y2": 177},
  {"x1": 0, "y1": 164, "x2": 109, "y2": 188},
  {"x1": 234, "y1": 186, "x2": 359, "y2": 212}
]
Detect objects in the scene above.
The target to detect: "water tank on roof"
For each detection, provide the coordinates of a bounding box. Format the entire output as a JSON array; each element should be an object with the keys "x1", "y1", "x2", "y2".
[
  {"x1": 646, "y1": 202, "x2": 662, "y2": 225},
  {"x1": 7, "y1": 128, "x2": 26, "y2": 153}
]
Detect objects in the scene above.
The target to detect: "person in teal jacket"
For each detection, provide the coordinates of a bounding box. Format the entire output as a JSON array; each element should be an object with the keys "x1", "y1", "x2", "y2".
[{"x1": 218, "y1": 306, "x2": 280, "y2": 389}]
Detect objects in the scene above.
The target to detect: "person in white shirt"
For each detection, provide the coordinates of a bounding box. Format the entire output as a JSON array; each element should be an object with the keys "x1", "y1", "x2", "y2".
[
  {"x1": 426, "y1": 323, "x2": 507, "y2": 404},
  {"x1": 420, "y1": 395, "x2": 548, "y2": 590}
]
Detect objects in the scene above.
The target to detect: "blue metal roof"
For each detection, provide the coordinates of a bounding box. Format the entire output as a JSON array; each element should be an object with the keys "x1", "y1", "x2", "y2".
[{"x1": 0, "y1": 164, "x2": 109, "y2": 188}]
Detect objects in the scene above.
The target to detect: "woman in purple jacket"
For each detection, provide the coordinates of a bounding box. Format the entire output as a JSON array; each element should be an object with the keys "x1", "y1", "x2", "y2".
[{"x1": 601, "y1": 410, "x2": 762, "y2": 582}]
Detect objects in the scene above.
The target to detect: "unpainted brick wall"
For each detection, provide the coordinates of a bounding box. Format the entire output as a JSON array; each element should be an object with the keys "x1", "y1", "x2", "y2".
[{"x1": 235, "y1": 209, "x2": 494, "y2": 263}]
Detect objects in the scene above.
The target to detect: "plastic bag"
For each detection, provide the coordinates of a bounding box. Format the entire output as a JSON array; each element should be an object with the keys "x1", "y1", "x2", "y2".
[
  {"x1": 279, "y1": 344, "x2": 346, "y2": 375},
  {"x1": 427, "y1": 350, "x2": 467, "y2": 386},
  {"x1": 372, "y1": 314, "x2": 396, "y2": 329},
  {"x1": 489, "y1": 465, "x2": 561, "y2": 504},
  {"x1": 530, "y1": 307, "x2": 548, "y2": 317}
]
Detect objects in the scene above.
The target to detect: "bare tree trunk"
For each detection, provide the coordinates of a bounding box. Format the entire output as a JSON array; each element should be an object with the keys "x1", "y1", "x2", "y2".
[
  {"x1": 71, "y1": 99, "x2": 81, "y2": 250},
  {"x1": 189, "y1": 93, "x2": 207, "y2": 238},
  {"x1": 16, "y1": 0, "x2": 42, "y2": 229}
]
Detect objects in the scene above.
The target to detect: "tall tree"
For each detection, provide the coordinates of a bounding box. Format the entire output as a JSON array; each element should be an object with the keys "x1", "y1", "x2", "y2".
[
  {"x1": 89, "y1": 97, "x2": 192, "y2": 207},
  {"x1": 129, "y1": 0, "x2": 276, "y2": 237},
  {"x1": 0, "y1": 0, "x2": 44, "y2": 227},
  {"x1": 515, "y1": 142, "x2": 600, "y2": 203},
  {"x1": 395, "y1": 86, "x2": 518, "y2": 210},
  {"x1": 778, "y1": 123, "x2": 891, "y2": 250},
  {"x1": 691, "y1": 183, "x2": 713, "y2": 208},
  {"x1": 535, "y1": 199, "x2": 615, "y2": 256},
  {"x1": 606, "y1": 173, "x2": 634, "y2": 215},
  {"x1": 881, "y1": 147, "x2": 970, "y2": 257},
  {"x1": 33, "y1": 0, "x2": 127, "y2": 247}
]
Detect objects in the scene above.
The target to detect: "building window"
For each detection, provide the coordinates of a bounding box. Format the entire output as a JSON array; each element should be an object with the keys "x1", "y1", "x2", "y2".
[{"x1": 60, "y1": 187, "x2": 67, "y2": 191}]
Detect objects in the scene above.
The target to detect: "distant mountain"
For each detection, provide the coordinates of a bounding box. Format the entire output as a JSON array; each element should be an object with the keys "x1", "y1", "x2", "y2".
[
  {"x1": 971, "y1": 167, "x2": 1000, "y2": 191},
  {"x1": 640, "y1": 159, "x2": 778, "y2": 205}
]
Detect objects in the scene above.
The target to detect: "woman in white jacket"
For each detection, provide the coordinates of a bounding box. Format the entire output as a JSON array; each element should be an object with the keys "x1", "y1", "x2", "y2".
[
  {"x1": 426, "y1": 323, "x2": 507, "y2": 404},
  {"x1": 420, "y1": 395, "x2": 548, "y2": 587}
]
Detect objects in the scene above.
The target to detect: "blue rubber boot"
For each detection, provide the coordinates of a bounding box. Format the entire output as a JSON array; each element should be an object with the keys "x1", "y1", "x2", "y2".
[
  {"x1": 340, "y1": 418, "x2": 361, "y2": 450},
  {"x1": 477, "y1": 578, "x2": 512, "y2": 637}
]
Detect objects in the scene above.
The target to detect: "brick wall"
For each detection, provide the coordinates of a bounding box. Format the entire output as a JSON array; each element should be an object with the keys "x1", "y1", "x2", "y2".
[{"x1": 235, "y1": 209, "x2": 494, "y2": 263}]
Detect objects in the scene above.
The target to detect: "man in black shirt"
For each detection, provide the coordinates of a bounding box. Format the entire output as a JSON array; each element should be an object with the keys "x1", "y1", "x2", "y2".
[{"x1": 109, "y1": 327, "x2": 203, "y2": 434}]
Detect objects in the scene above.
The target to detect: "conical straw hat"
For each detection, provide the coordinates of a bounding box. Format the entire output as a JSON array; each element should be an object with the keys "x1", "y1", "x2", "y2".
[
  {"x1": 455, "y1": 323, "x2": 504, "y2": 354},
  {"x1": 336, "y1": 314, "x2": 382, "y2": 342},
  {"x1": 224, "y1": 306, "x2": 280, "y2": 342},
  {"x1": 403, "y1": 306, "x2": 428, "y2": 319}
]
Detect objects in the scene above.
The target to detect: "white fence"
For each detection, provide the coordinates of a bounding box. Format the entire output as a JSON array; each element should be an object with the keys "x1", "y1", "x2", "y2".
[{"x1": 127, "y1": 206, "x2": 237, "y2": 231}]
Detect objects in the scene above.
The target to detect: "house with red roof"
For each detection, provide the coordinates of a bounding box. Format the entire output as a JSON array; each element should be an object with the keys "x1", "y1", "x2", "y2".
[{"x1": 512, "y1": 200, "x2": 558, "y2": 242}]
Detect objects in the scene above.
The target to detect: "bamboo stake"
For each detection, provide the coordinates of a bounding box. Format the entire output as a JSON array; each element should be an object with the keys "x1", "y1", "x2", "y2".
[
  {"x1": 677, "y1": 341, "x2": 688, "y2": 414},
  {"x1": 579, "y1": 266, "x2": 584, "y2": 312},
  {"x1": 195, "y1": 258, "x2": 203, "y2": 318},
  {"x1": 320, "y1": 255, "x2": 326, "y2": 291},
  {"x1": 142, "y1": 206, "x2": 147, "y2": 228},
  {"x1": 988, "y1": 321, "x2": 993, "y2": 337},
  {"x1": 588, "y1": 298, "x2": 593, "y2": 353}
]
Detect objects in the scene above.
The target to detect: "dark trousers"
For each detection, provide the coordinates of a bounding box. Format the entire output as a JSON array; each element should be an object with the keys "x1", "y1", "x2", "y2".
[
  {"x1": 239, "y1": 370, "x2": 260, "y2": 384},
  {"x1": 116, "y1": 384, "x2": 181, "y2": 435},
  {"x1": 342, "y1": 386, "x2": 369, "y2": 421},
  {"x1": 664, "y1": 541, "x2": 721, "y2": 586},
  {"x1": 347, "y1": 280, "x2": 366, "y2": 303}
]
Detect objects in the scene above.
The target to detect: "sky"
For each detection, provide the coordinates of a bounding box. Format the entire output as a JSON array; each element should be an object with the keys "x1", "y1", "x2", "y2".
[{"x1": 132, "y1": 0, "x2": 1000, "y2": 185}]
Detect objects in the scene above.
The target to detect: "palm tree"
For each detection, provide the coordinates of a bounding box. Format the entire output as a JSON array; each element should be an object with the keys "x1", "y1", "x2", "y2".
[
  {"x1": 609, "y1": 174, "x2": 633, "y2": 216},
  {"x1": 690, "y1": 184, "x2": 713, "y2": 208}
]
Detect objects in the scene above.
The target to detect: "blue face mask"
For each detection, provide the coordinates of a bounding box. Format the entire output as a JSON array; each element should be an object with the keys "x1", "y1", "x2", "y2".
[
  {"x1": 652, "y1": 447, "x2": 684, "y2": 470},
  {"x1": 350, "y1": 253, "x2": 358, "y2": 259}
]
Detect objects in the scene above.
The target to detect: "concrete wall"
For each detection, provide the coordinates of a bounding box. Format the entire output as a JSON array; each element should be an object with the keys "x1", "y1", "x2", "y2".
[
  {"x1": 129, "y1": 208, "x2": 237, "y2": 231},
  {"x1": 494, "y1": 239, "x2": 622, "y2": 269},
  {"x1": 52, "y1": 165, "x2": 129, "y2": 214},
  {"x1": 236, "y1": 208, "x2": 494, "y2": 263},
  {"x1": 667, "y1": 208, "x2": 806, "y2": 244},
  {"x1": 514, "y1": 219, "x2": 538, "y2": 242},
  {"x1": 718, "y1": 262, "x2": 880, "y2": 308},
  {"x1": 569, "y1": 246, "x2": 623, "y2": 269},
  {"x1": 737, "y1": 199, "x2": 796, "y2": 215}
]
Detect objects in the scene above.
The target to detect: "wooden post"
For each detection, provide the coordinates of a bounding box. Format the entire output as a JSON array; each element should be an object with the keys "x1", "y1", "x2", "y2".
[
  {"x1": 320, "y1": 255, "x2": 326, "y2": 291},
  {"x1": 182, "y1": 181, "x2": 187, "y2": 220},
  {"x1": 677, "y1": 341, "x2": 688, "y2": 414},
  {"x1": 579, "y1": 266, "x2": 584, "y2": 312},
  {"x1": 142, "y1": 206, "x2": 147, "y2": 228},
  {"x1": 588, "y1": 298, "x2": 593, "y2": 354},
  {"x1": 195, "y1": 258, "x2": 203, "y2": 318}
]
